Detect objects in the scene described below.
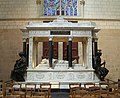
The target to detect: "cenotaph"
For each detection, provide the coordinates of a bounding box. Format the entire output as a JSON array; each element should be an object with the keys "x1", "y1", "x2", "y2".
[{"x1": 21, "y1": 17, "x2": 100, "y2": 88}]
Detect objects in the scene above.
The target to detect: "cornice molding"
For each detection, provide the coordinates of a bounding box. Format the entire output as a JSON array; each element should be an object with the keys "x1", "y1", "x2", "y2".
[{"x1": 0, "y1": 17, "x2": 120, "y2": 22}]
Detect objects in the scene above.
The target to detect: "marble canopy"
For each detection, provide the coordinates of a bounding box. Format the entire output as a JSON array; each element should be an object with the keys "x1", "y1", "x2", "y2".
[{"x1": 21, "y1": 17, "x2": 100, "y2": 88}]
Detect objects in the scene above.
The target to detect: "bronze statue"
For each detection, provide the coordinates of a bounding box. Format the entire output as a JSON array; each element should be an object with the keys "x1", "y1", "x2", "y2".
[
  {"x1": 11, "y1": 52, "x2": 27, "y2": 81},
  {"x1": 94, "y1": 50, "x2": 109, "y2": 81}
]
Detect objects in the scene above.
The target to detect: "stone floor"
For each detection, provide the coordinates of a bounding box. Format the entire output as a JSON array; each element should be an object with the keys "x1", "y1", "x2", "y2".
[
  {"x1": 51, "y1": 91, "x2": 120, "y2": 98},
  {"x1": 78, "y1": 95, "x2": 120, "y2": 98}
]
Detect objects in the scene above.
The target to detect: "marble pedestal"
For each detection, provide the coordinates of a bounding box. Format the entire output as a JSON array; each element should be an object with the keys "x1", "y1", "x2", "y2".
[{"x1": 26, "y1": 64, "x2": 99, "y2": 89}]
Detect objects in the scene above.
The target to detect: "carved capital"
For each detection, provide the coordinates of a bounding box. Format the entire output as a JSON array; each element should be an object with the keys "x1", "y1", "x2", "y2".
[
  {"x1": 80, "y1": 0, "x2": 85, "y2": 5},
  {"x1": 69, "y1": 36, "x2": 72, "y2": 41},
  {"x1": 22, "y1": 38, "x2": 26, "y2": 42},
  {"x1": 49, "y1": 36, "x2": 53, "y2": 41}
]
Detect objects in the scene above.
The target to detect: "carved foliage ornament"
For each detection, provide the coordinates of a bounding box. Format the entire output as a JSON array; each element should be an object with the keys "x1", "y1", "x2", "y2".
[
  {"x1": 36, "y1": 73, "x2": 45, "y2": 79},
  {"x1": 36, "y1": 0, "x2": 41, "y2": 5},
  {"x1": 80, "y1": 0, "x2": 85, "y2": 5},
  {"x1": 27, "y1": 73, "x2": 34, "y2": 81},
  {"x1": 56, "y1": 72, "x2": 65, "y2": 79},
  {"x1": 76, "y1": 73, "x2": 86, "y2": 80}
]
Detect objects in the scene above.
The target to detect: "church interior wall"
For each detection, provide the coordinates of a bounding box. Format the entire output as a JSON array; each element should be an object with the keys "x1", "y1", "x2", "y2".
[
  {"x1": 0, "y1": 0, "x2": 120, "y2": 81},
  {"x1": 98, "y1": 29, "x2": 120, "y2": 81},
  {"x1": 0, "y1": 0, "x2": 120, "y2": 19},
  {"x1": 0, "y1": 22, "x2": 119, "y2": 81},
  {"x1": 0, "y1": 29, "x2": 22, "y2": 81},
  {"x1": 84, "y1": 0, "x2": 120, "y2": 19}
]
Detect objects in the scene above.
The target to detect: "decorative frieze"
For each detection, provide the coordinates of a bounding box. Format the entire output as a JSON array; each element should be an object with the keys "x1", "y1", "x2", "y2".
[
  {"x1": 29, "y1": 30, "x2": 92, "y2": 37},
  {"x1": 72, "y1": 31, "x2": 91, "y2": 37},
  {"x1": 36, "y1": 73, "x2": 45, "y2": 79},
  {"x1": 27, "y1": 72, "x2": 34, "y2": 81},
  {"x1": 29, "y1": 31, "x2": 50, "y2": 37},
  {"x1": 55, "y1": 72, "x2": 65, "y2": 80},
  {"x1": 67, "y1": 73, "x2": 74, "y2": 81},
  {"x1": 27, "y1": 70, "x2": 96, "y2": 82}
]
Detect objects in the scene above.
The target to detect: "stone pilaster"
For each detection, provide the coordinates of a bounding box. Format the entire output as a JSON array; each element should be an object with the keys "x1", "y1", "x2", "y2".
[
  {"x1": 29, "y1": 37, "x2": 33, "y2": 69},
  {"x1": 82, "y1": 42, "x2": 86, "y2": 67},
  {"x1": 87, "y1": 37, "x2": 93, "y2": 69},
  {"x1": 78, "y1": 42, "x2": 82, "y2": 64},
  {"x1": 38, "y1": 42, "x2": 43, "y2": 64},
  {"x1": 33, "y1": 41, "x2": 38, "y2": 68},
  {"x1": 58, "y1": 42, "x2": 63, "y2": 60}
]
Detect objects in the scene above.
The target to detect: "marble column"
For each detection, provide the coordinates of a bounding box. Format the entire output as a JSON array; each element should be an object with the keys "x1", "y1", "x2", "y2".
[
  {"x1": 68, "y1": 37, "x2": 72, "y2": 68},
  {"x1": 67, "y1": 44, "x2": 69, "y2": 61},
  {"x1": 33, "y1": 41, "x2": 38, "y2": 68},
  {"x1": 29, "y1": 37, "x2": 33, "y2": 69},
  {"x1": 82, "y1": 42, "x2": 86, "y2": 67},
  {"x1": 87, "y1": 37, "x2": 93, "y2": 69},
  {"x1": 94, "y1": 41, "x2": 98, "y2": 57},
  {"x1": 26, "y1": 42, "x2": 29, "y2": 67},
  {"x1": 49, "y1": 37, "x2": 53, "y2": 68},
  {"x1": 23, "y1": 42, "x2": 26, "y2": 56},
  {"x1": 36, "y1": 43, "x2": 38, "y2": 66},
  {"x1": 78, "y1": 42, "x2": 82, "y2": 64},
  {"x1": 92, "y1": 40, "x2": 94, "y2": 69},
  {"x1": 38, "y1": 42, "x2": 43, "y2": 64},
  {"x1": 23, "y1": 38, "x2": 26, "y2": 56},
  {"x1": 58, "y1": 42, "x2": 63, "y2": 60},
  {"x1": 93, "y1": 38, "x2": 98, "y2": 69}
]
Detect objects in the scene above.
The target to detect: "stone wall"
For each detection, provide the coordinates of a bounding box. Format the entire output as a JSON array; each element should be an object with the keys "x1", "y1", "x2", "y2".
[
  {"x1": 98, "y1": 29, "x2": 120, "y2": 81},
  {"x1": 0, "y1": 0, "x2": 120, "y2": 81},
  {"x1": 0, "y1": 0, "x2": 38, "y2": 18},
  {"x1": 0, "y1": 30, "x2": 22, "y2": 81},
  {"x1": 0, "y1": 25, "x2": 119, "y2": 81},
  {"x1": 0, "y1": 0, "x2": 120, "y2": 19},
  {"x1": 84, "y1": 0, "x2": 120, "y2": 19}
]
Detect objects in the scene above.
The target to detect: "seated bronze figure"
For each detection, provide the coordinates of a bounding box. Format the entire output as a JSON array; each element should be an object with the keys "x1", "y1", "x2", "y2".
[
  {"x1": 11, "y1": 52, "x2": 27, "y2": 81},
  {"x1": 94, "y1": 50, "x2": 109, "y2": 81}
]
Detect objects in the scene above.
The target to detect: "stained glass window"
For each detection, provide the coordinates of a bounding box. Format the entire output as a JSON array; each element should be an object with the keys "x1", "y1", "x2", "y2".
[{"x1": 43, "y1": 0, "x2": 77, "y2": 16}]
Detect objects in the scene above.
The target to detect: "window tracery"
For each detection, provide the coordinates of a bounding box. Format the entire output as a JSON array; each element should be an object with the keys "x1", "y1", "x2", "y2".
[{"x1": 43, "y1": 0, "x2": 77, "y2": 16}]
